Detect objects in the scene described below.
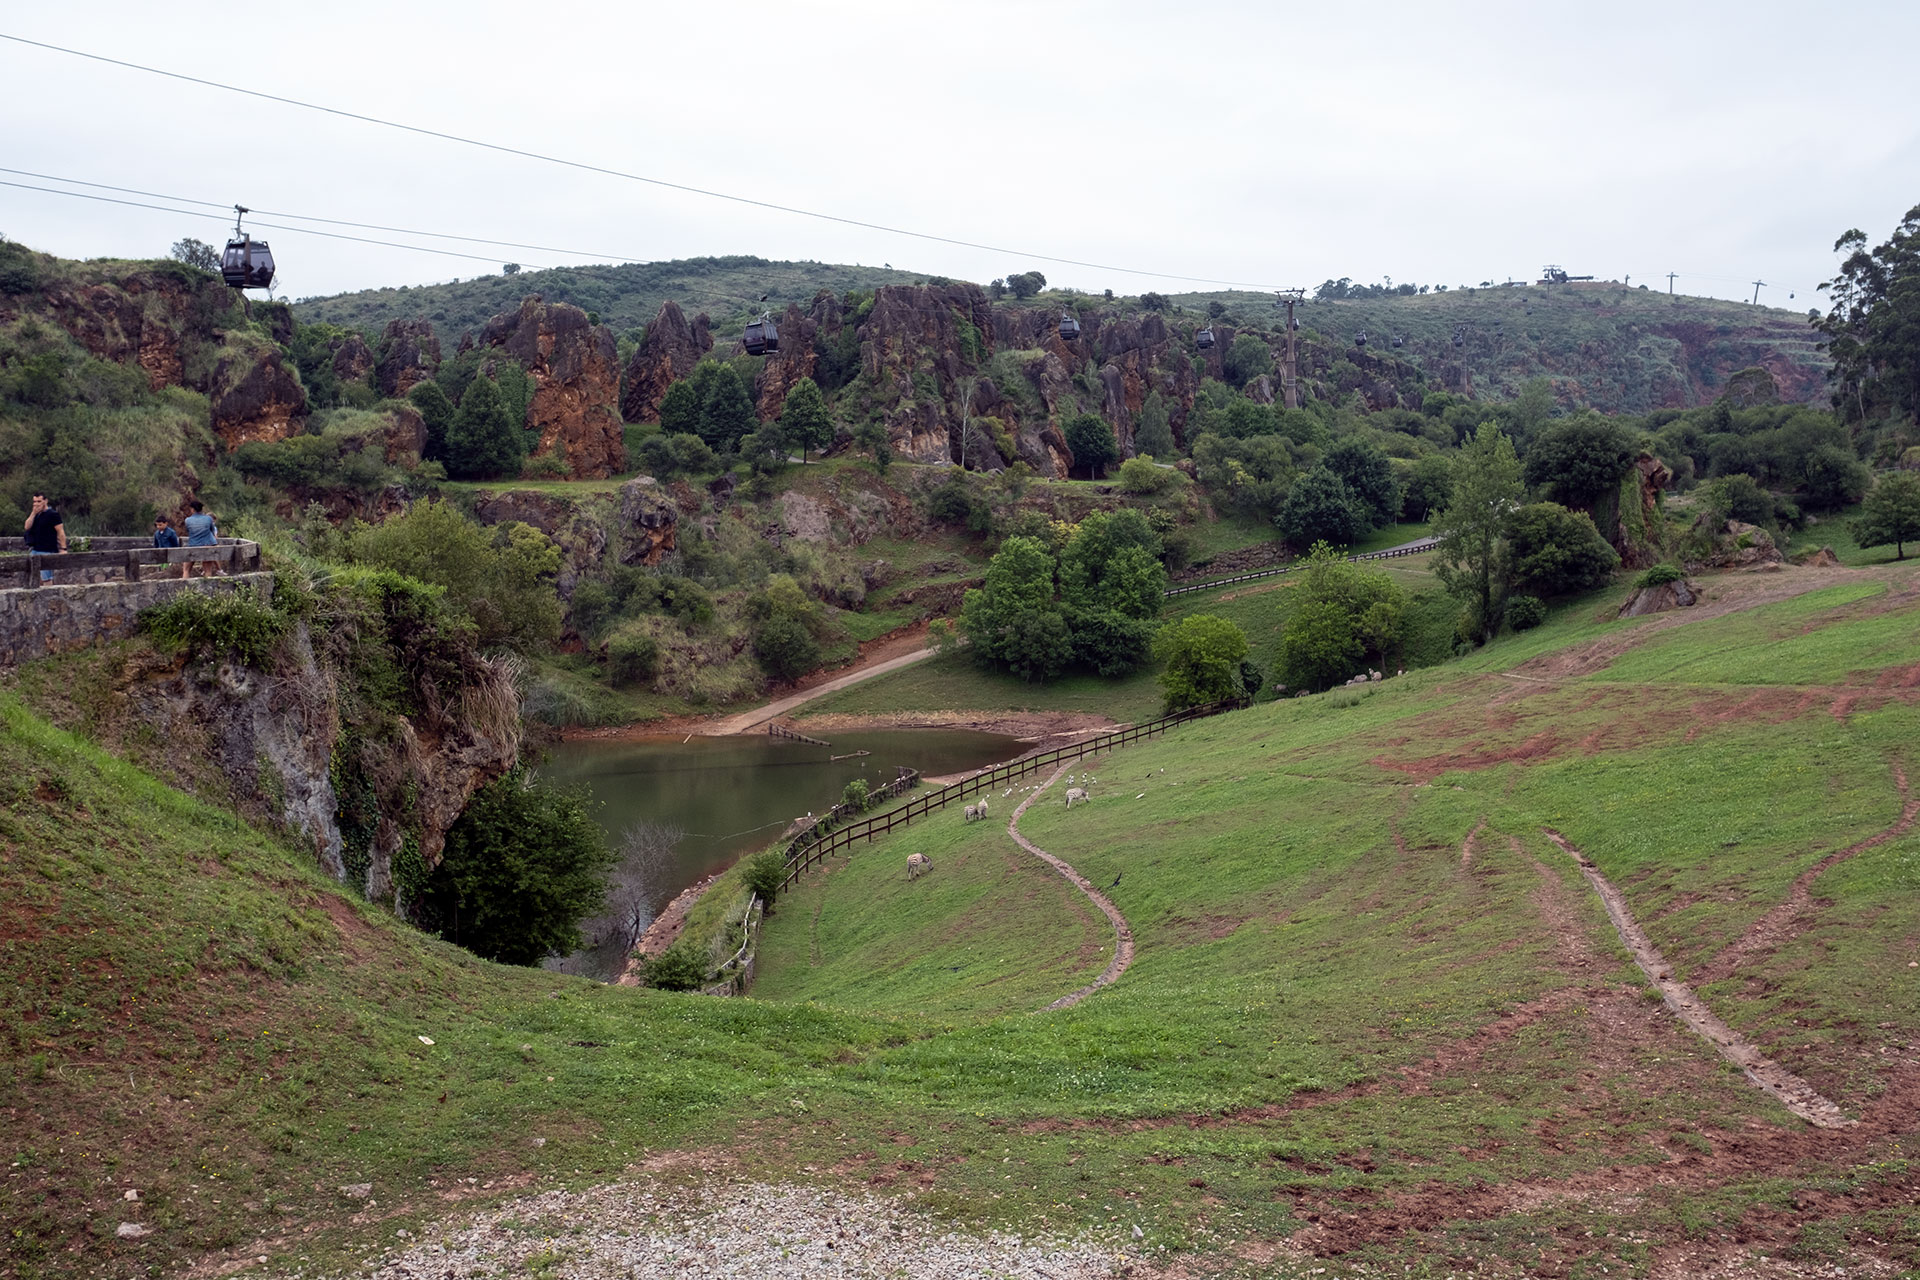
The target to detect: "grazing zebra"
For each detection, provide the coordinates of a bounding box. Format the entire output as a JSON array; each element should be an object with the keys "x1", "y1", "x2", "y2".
[{"x1": 907, "y1": 852, "x2": 932, "y2": 880}]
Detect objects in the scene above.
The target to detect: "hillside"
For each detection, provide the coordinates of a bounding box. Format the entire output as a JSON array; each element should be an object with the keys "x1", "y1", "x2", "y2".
[
  {"x1": 1172, "y1": 282, "x2": 1829, "y2": 413},
  {"x1": 8, "y1": 558, "x2": 1920, "y2": 1278}
]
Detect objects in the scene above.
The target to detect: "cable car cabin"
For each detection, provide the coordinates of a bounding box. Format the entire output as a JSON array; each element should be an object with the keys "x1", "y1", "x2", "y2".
[
  {"x1": 743, "y1": 315, "x2": 780, "y2": 357},
  {"x1": 1353, "y1": 331, "x2": 1368, "y2": 347},
  {"x1": 1059, "y1": 310, "x2": 1081, "y2": 342},
  {"x1": 220, "y1": 237, "x2": 275, "y2": 290},
  {"x1": 1195, "y1": 326, "x2": 1215, "y2": 350},
  {"x1": 1390, "y1": 335, "x2": 1404, "y2": 348}
]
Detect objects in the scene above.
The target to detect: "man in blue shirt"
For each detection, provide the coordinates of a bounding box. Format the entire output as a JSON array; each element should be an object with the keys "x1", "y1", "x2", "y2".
[
  {"x1": 183, "y1": 501, "x2": 219, "y2": 577},
  {"x1": 153, "y1": 515, "x2": 184, "y2": 580}
]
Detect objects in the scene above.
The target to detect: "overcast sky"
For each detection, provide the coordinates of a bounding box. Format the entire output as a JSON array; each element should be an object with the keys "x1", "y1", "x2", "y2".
[{"x1": 2, "y1": 1, "x2": 1915, "y2": 309}]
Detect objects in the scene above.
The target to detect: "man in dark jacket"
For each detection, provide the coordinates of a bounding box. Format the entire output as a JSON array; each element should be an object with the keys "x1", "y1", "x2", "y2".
[
  {"x1": 153, "y1": 515, "x2": 184, "y2": 579},
  {"x1": 24, "y1": 492, "x2": 67, "y2": 583}
]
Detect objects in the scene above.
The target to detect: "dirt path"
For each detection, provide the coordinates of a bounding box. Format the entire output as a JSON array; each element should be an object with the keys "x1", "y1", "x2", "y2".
[
  {"x1": 1694, "y1": 757, "x2": 1916, "y2": 984},
  {"x1": 1006, "y1": 760, "x2": 1135, "y2": 1012},
  {"x1": 1542, "y1": 828, "x2": 1854, "y2": 1129},
  {"x1": 697, "y1": 646, "x2": 936, "y2": 736}
]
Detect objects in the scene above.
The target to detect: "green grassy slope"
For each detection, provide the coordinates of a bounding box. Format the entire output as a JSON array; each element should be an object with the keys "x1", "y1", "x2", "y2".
[{"x1": 9, "y1": 562, "x2": 1920, "y2": 1278}]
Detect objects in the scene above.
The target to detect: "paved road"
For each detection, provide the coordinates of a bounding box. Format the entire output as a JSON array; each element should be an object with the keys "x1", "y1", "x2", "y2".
[{"x1": 698, "y1": 646, "x2": 938, "y2": 736}]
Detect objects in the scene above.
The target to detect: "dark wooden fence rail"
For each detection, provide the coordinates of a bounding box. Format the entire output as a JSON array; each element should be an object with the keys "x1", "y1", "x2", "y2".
[
  {"x1": 769, "y1": 721, "x2": 830, "y2": 746},
  {"x1": 1163, "y1": 539, "x2": 1437, "y2": 599},
  {"x1": 779, "y1": 697, "x2": 1247, "y2": 890},
  {"x1": 1, "y1": 537, "x2": 263, "y2": 589}
]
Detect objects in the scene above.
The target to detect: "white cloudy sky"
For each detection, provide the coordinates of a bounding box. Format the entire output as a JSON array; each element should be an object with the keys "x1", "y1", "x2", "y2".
[{"x1": 2, "y1": 0, "x2": 1914, "y2": 307}]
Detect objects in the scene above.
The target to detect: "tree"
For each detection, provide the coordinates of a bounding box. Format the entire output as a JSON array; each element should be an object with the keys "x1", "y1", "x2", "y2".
[
  {"x1": 418, "y1": 771, "x2": 614, "y2": 966},
  {"x1": 1223, "y1": 334, "x2": 1273, "y2": 388},
  {"x1": 1815, "y1": 204, "x2": 1920, "y2": 424},
  {"x1": 1502, "y1": 377, "x2": 1556, "y2": 451},
  {"x1": 697, "y1": 362, "x2": 757, "y2": 453},
  {"x1": 346, "y1": 499, "x2": 562, "y2": 652},
  {"x1": 1153, "y1": 614, "x2": 1250, "y2": 710},
  {"x1": 1140, "y1": 291, "x2": 1169, "y2": 311},
  {"x1": 408, "y1": 380, "x2": 456, "y2": 463},
  {"x1": 1524, "y1": 416, "x2": 1636, "y2": 509},
  {"x1": 502, "y1": 262, "x2": 522, "y2": 275},
  {"x1": 1322, "y1": 437, "x2": 1400, "y2": 528},
  {"x1": 1799, "y1": 443, "x2": 1872, "y2": 511},
  {"x1": 1854, "y1": 470, "x2": 1920, "y2": 559},
  {"x1": 169, "y1": 237, "x2": 219, "y2": 272},
  {"x1": 752, "y1": 612, "x2": 819, "y2": 680},
  {"x1": 1063, "y1": 412, "x2": 1119, "y2": 478},
  {"x1": 657, "y1": 379, "x2": 702, "y2": 437},
  {"x1": 1008, "y1": 271, "x2": 1047, "y2": 299},
  {"x1": 961, "y1": 535, "x2": 1067, "y2": 680},
  {"x1": 445, "y1": 375, "x2": 523, "y2": 480},
  {"x1": 777, "y1": 376, "x2": 834, "y2": 462},
  {"x1": 1058, "y1": 511, "x2": 1165, "y2": 676},
  {"x1": 1206, "y1": 300, "x2": 1228, "y2": 319},
  {"x1": 1134, "y1": 390, "x2": 1177, "y2": 458},
  {"x1": 852, "y1": 418, "x2": 893, "y2": 475},
  {"x1": 1505, "y1": 502, "x2": 1620, "y2": 597},
  {"x1": 1275, "y1": 466, "x2": 1366, "y2": 550},
  {"x1": 1432, "y1": 423, "x2": 1524, "y2": 644},
  {"x1": 1275, "y1": 543, "x2": 1407, "y2": 692},
  {"x1": 1401, "y1": 453, "x2": 1452, "y2": 520}
]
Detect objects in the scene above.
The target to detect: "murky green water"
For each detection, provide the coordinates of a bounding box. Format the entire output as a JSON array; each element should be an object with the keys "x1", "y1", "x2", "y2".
[{"x1": 540, "y1": 727, "x2": 1023, "y2": 978}]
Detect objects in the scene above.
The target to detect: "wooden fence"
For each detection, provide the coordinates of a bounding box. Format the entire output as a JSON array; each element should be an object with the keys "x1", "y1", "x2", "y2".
[
  {"x1": 1163, "y1": 539, "x2": 1438, "y2": 599},
  {"x1": 779, "y1": 697, "x2": 1247, "y2": 890},
  {"x1": 769, "y1": 720, "x2": 830, "y2": 746},
  {"x1": 1, "y1": 536, "x2": 263, "y2": 589}
]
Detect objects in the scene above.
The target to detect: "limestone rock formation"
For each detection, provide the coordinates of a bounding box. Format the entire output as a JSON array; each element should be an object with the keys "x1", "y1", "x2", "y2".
[
  {"x1": 374, "y1": 316, "x2": 442, "y2": 396},
  {"x1": 38, "y1": 268, "x2": 227, "y2": 391},
  {"x1": 1702, "y1": 519, "x2": 1786, "y2": 569},
  {"x1": 1617, "y1": 578, "x2": 1698, "y2": 617},
  {"x1": 620, "y1": 299, "x2": 712, "y2": 423},
  {"x1": 210, "y1": 346, "x2": 308, "y2": 448},
  {"x1": 330, "y1": 331, "x2": 375, "y2": 383},
  {"x1": 618, "y1": 476, "x2": 679, "y2": 565},
  {"x1": 750, "y1": 294, "x2": 841, "y2": 421},
  {"x1": 479, "y1": 297, "x2": 625, "y2": 479},
  {"x1": 1614, "y1": 453, "x2": 1673, "y2": 569}
]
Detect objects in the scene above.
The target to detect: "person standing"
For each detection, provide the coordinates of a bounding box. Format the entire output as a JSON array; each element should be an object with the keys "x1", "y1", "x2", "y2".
[
  {"x1": 24, "y1": 492, "x2": 67, "y2": 583},
  {"x1": 152, "y1": 514, "x2": 184, "y2": 580},
  {"x1": 182, "y1": 500, "x2": 219, "y2": 578}
]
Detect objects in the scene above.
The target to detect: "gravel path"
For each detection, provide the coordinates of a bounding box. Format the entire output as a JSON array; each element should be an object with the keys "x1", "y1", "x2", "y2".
[
  {"x1": 698, "y1": 647, "x2": 936, "y2": 736},
  {"x1": 1007, "y1": 760, "x2": 1136, "y2": 1012},
  {"x1": 1543, "y1": 828, "x2": 1855, "y2": 1129},
  {"x1": 330, "y1": 1179, "x2": 1124, "y2": 1279}
]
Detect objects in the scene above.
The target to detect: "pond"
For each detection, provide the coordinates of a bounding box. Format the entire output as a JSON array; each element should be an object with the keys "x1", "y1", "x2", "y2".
[{"x1": 539, "y1": 727, "x2": 1024, "y2": 979}]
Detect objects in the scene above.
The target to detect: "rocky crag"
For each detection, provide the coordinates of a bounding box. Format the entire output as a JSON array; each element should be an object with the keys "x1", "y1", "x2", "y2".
[{"x1": 478, "y1": 296, "x2": 626, "y2": 478}]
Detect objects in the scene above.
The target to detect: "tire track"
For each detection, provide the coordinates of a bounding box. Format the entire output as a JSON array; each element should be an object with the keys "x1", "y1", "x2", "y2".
[
  {"x1": 1694, "y1": 758, "x2": 1915, "y2": 984},
  {"x1": 1542, "y1": 828, "x2": 1854, "y2": 1129},
  {"x1": 1007, "y1": 760, "x2": 1135, "y2": 1012}
]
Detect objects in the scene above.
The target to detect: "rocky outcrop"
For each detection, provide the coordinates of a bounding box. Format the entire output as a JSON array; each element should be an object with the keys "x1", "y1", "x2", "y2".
[
  {"x1": 1615, "y1": 453, "x2": 1673, "y2": 570},
  {"x1": 374, "y1": 316, "x2": 441, "y2": 396},
  {"x1": 1702, "y1": 519, "x2": 1786, "y2": 569},
  {"x1": 479, "y1": 297, "x2": 625, "y2": 479},
  {"x1": 210, "y1": 346, "x2": 308, "y2": 448},
  {"x1": 33, "y1": 267, "x2": 234, "y2": 392},
  {"x1": 619, "y1": 477, "x2": 679, "y2": 566},
  {"x1": 1617, "y1": 578, "x2": 1698, "y2": 617},
  {"x1": 750, "y1": 294, "x2": 841, "y2": 420},
  {"x1": 859, "y1": 283, "x2": 997, "y2": 463},
  {"x1": 621, "y1": 300, "x2": 712, "y2": 423},
  {"x1": 330, "y1": 332, "x2": 375, "y2": 383}
]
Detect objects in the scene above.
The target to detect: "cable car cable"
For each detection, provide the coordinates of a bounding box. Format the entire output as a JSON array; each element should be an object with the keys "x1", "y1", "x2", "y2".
[{"x1": 0, "y1": 31, "x2": 1295, "y2": 292}]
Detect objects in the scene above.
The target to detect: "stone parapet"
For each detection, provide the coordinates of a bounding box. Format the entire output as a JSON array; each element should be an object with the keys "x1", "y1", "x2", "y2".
[{"x1": 0, "y1": 573, "x2": 274, "y2": 665}]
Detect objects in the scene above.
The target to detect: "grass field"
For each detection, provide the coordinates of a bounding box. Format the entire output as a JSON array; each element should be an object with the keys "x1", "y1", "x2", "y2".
[{"x1": 7, "y1": 560, "x2": 1920, "y2": 1277}]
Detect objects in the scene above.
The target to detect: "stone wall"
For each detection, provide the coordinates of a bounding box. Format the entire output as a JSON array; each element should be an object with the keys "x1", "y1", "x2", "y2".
[{"x1": 0, "y1": 573, "x2": 275, "y2": 666}]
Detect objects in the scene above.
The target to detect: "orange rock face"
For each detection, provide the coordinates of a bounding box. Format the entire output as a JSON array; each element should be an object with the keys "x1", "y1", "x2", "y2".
[
  {"x1": 479, "y1": 297, "x2": 626, "y2": 480},
  {"x1": 620, "y1": 300, "x2": 711, "y2": 423},
  {"x1": 210, "y1": 347, "x2": 309, "y2": 448}
]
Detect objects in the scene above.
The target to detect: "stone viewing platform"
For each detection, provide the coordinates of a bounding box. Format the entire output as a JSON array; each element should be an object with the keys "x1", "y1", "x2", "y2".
[{"x1": 0, "y1": 536, "x2": 269, "y2": 665}]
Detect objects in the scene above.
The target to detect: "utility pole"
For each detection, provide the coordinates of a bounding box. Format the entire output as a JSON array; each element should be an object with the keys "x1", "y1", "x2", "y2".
[
  {"x1": 1666, "y1": 272, "x2": 1677, "y2": 295},
  {"x1": 1750, "y1": 280, "x2": 1766, "y2": 305},
  {"x1": 1274, "y1": 288, "x2": 1304, "y2": 409}
]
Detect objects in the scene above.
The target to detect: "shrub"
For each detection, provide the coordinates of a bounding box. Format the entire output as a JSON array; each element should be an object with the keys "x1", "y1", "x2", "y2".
[
  {"x1": 644, "y1": 942, "x2": 709, "y2": 991},
  {"x1": 1637, "y1": 563, "x2": 1684, "y2": 587},
  {"x1": 740, "y1": 849, "x2": 789, "y2": 908},
  {"x1": 840, "y1": 778, "x2": 871, "y2": 812},
  {"x1": 1275, "y1": 466, "x2": 1367, "y2": 550},
  {"x1": 1153, "y1": 614, "x2": 1251, "y2": 710},
  {"x1": 140, "y1": 584, "x2": 290, "y2": 667},
  {"x1": 752, "y1": 612, "x2": 820, "y2": 681},
  {"x1": 1118, "y1": 455, "x2": 1180, "y2": 494},
  {"x1": 1505, "y1": 594, "x2": 1548, "y2": 630},
  {"x1": 345, "y1": 500, "x2": 561, "y2": 653},
  {"x1": 1063, "y1": 413, "x2": 1119, "y2": 478},
  {"x1": 1506, "y1": 502, "x2": 1620, "y2": 597},
  {"x1": 607, "y1": 632, "x2": 660, "y2": 686}
]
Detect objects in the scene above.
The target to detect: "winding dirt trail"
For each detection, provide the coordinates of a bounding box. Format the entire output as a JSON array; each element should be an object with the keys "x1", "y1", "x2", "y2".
[
  {"x1": 1542, "y1": 828, "x2": 1855, "y2": 1129},
  {"x1": 1694, "y1": 758, "x2": 1916, "y2": 984},
  {"x1": 1007, "y1": 760, "x2": 1135, "y2": 1012}
]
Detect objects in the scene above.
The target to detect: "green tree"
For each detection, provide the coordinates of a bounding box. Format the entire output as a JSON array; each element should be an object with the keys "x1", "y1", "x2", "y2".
[
  {"x1": 1853, "y1": 470, "x2": 1920, "y2": 558},
  {"x1": 778, "y1": 376, "x2": 834, "y2": 462},
  {"x1": 1815, "y1": 204, "x2": 1920, "y2": 423},
  {"x1": 1275, "y1": 466, "x2": 1366, "y2": 550},
  {"x1": 698, "y1": 362, "x2": 757, "y2": 453},
  {"x1": 1799, "y1": 443, "x2": 1872, "y2": 510},
  {"x1": 752, "y1": 612, "x2": 819, "y2": 680},
  {"x1": 1275, "y1": 543, "x2": 1407, "y2": 693},
  {"x1": 1153, "y1": 614, "x2": 1251, "y2": 710},
  {"x1": 1523, "y1": 416, "x2": 1636, "y2": 509},
  {"x1": 961, "y1": 535, "x2": 1069, "y2": 681},
  {"x1": 1505, "y1": 502, "x2": 1620, "y2": 597},
  {"x1": 1008, "y1": 271, "x2": 1047, "y2": 299},
  {"x1": 1502, "y1": 377, "x2": 1557, "y2": 451},
  {"x1": 446, "y1": 375, "x2": 523, "y2": 480},
  {"x1": 1064, "y1": 412, "x2": 1119, "y2": 478},
  {"x1": 1222, "y1": 333, "x2": 1273, "y2": 388},
  {"x1": 419, "y1": 771, "x2": 614, "y2": 966},
  {"x1": 169, "y1": 237, "x2": 219, "y2": 272},
  {"x1": 1134, "y1": 390, "x2": 1177, "y2": 458},
  {"x1": 1432, "y1": 423, "x2": 1524, "y2": 644},
  {"x1": 1322, "y1": 437, "x2": 1400, "y2": 528},
  {"x1": 408, "y1": 379, "x2": 457, "y2": 463},
  {"x1": 852, "y1": 418, "x2": 893, "y2": 475},
  {"x1": 658, "y1": 378, "x2": 702, "y2": 437},
  {"x1": 1057, "y1": 509, "x2": 1164, "y2": 616},
  {"x1": 346, "y1": 499, "x2": 562, "y2": 652},
  {"x1": 1401, "y1": 453, "x2": 1452, "y2": 520}
]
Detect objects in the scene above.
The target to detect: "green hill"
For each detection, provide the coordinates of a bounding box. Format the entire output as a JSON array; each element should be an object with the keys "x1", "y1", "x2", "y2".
[{"x1": 8, "y1": 559, "x2": 1920, "y2": 1277}]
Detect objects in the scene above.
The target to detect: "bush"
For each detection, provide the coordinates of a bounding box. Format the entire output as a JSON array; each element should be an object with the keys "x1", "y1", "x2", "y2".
[
  {"x1": 1505, "y1": 502, "x2": 1620, "y2": 597},
  {"x1": 346, "y1": 500, "x2": 561, "y2": 653},
  {"x1": 607, "y1": 632, "x2": 660, "y2": 686},
  {"x1": 752, "y1": 611, "x2": 820, "y2": 681},
  {"x1": 1275, "y1": 544, "x2": 1408, "y2": 692},
  {"x1": 140, "y1": 584, "x2": 290, "y2": 666},
  {"x1": 1637, "y1": 563, "x2": 1684, "y2": 587},
  {"x1": 1275, "y1": 466, "x2": 1367, "y2": 549},
  {"x1": 644, "y1": 942, "x2": 709, "y2": 991},
  {"x1": 1118, "y1": 455, "x2": 1181, "y2": 494},
  {"x1": 840, "y1": 778, "x2": 871, "y2": 812},
  {"x1": 740, "y1": 849, "x2": 789, "y2": 908},
  {"x1": 1505, "y1": 594, "x2": 1547, "y2": 630},
  {"x1": 1153, "y1": 614, "x2": 1251, "y2": 710}
]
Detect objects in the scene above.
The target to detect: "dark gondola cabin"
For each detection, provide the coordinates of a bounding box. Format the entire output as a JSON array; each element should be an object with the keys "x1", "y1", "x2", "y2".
[
  {"x1": 1354, "y1": 331, "x2": 1368, "y2": 347},
  {"x1": 1058, "y1": 309, "x2": 1081, "y2": 342},
  {"x1": 220, "y1": 237, "x2": 275, "y2": 290},
  {"x1": 744, "y1": 313, "x2": 780, "y2": 357},
  {"x1": 1195, "y1": 326, "x2": 1215, "y2": 350},
  {"x1": 1390, "y1": 335, "x2": 1404, "y2": 348}
]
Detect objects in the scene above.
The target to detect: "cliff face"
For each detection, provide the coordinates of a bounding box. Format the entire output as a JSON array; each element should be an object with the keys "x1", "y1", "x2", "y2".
[
  {"x1": 374, "y1": 316, "x2": 442, "y2": 397},
  {"x1": 479, "y1": 297, "x2": 626, "y2": 479},
  {"x1": 620, "y1": 299, "x2": 712, "y2": 423},
  {"x1": 209, "y1": 345, "x2": 309, "y2": 447}
]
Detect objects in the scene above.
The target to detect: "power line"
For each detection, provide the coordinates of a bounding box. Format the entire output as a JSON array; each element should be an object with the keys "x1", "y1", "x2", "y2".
[
  {"x1": 0, "y1": 31, "x2": 1293, "y2": 291},
  {"x1": 0, "y1": 179, "x2": 547, "y2": 270}
]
